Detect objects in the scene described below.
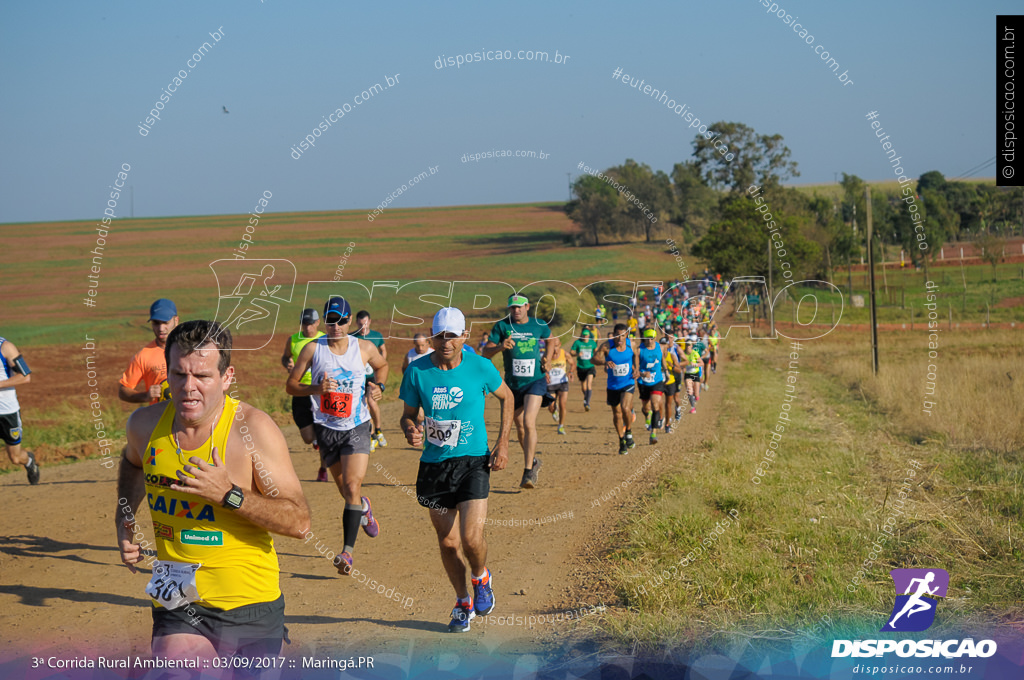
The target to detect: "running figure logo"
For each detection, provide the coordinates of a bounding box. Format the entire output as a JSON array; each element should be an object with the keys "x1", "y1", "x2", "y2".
[
  {"x1": 208, "y1": 259, "x2": 297, "y2": 350},
  {"x1": 881, "y1": 568, "x2": 949, "y2": 632}
]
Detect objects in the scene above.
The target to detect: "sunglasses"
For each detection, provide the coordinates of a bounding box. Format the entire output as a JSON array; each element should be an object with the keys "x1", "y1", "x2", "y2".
[{"x1": 325, "y1": 315, "x2": 350, "y2": 325}]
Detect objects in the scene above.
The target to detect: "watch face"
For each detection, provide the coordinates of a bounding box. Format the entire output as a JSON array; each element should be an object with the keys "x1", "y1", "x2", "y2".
[{"x1": 225, "y1": 487, "x2": 243, "y2": 508}]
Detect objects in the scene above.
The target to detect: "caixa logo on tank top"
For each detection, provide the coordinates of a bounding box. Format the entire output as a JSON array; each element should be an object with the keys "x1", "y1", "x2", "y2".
[
  {"x1": 146, "y1": 492, "x2": 216, "y2": 522},
  {"x1": 431, "y1": 386, "x2": 464, "y2": 410}
]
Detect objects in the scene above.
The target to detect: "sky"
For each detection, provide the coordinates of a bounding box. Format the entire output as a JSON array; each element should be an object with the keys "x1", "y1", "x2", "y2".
[{"x1": 0, "y1": 0, "x2": 1011, "y2": 223}]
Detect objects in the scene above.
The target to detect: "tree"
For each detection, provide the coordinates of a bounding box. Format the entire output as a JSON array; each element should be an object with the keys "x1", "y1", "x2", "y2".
[
  {"x1": 975, "y1": 231, "x2": 1007, "y2": 281},
  {"x1": 916, "y1": 170, "x2": 947, "y2": 196},
  {"x1": 671, "y1": 161, "x2": 719, "y2": 240},
  {"x1": 692, "y1": 122, "x2": 799, "y2": 193},
  {"x1": 606, "y1": 159, "x2": 675, "y2": 242},
  {"x1": 566, "y1": 174, "x2": 619, "y2": 245}
]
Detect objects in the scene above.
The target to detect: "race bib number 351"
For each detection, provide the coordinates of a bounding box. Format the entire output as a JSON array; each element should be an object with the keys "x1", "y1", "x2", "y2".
[
  {"x1": 512, "y1": 358, "x2": 535, "y2": 377},
  {"x1": 146, "y1": 560, "x2": 200, "y2": 609},
  {"x1": 425, "y1": 417, "x2": 462, "y2": 448}
]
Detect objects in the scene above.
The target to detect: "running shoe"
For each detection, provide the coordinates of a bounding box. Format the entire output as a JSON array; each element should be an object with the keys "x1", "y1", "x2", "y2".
[
  {"x1": 690, "y1": 407, "x2": 697, "y2": 414},
  {"x1": 520, "y1": 458, "x2": 542, "y2": 489},
  {"x1": 471, "y1": 570, "x2": 495, "y2": 615},
  {"x1": 645, "y1": 411, "x2": 652, "y2": 428},
  {"x1": 25, "y1": 451, "x2": 40, "y2": 485},
  {"x1": 584, "y1": 402, "x2": 590, "y2": 412},
  {"x1": 550, "y1": 408, "x2": 559, "y2": 423},
  {"x1": 618, "y1": 438, "x2": 628, "y2": 455},
  {"x1": 711, "y1": 366, "x2": 716, "y2": 374},
  {"x1": 316, "y1": 467, "x2": 329, "y2": 482},
  {"x1": 312, "y1": 439, "x2": 319, "y2": 451},
  {"x1": 649, "y1": 433, "x2": 658, "y2": 445},
  {"x1": 334, "y1": 551, "x2": 353, "y2": 576},
  {"x1": 448, "y1": 601, "x2": 476, "y2": 633},
  {"x1": 557, "y1": 425, "x2": 566, "y2": 436},
  {"x1": 631, "y1": 409, "x2": 636, "y2": 424},
  {"x1": 360, "y1": 496, "x2": 380, "y2": 538},
  {"x1": 674, "y1": 406, "x2": 682, "y2": 421},
  {"x1": 375, "y1": 430, "x2": 388, "y2": 448},
  {"x1": 664, "y1": 424, "x2": 672, "y2": 435},
  {"x1": 625, "y1": 432, "x2": 636, "y2": 450},
  {"x1": 371, "y1": 437, "x2": 378, "y2": 453}
]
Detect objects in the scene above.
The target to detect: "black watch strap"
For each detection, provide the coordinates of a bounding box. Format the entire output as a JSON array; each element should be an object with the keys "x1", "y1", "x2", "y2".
[{"x1": 222, "y1": 484, "x2": 244, "y2": 509}]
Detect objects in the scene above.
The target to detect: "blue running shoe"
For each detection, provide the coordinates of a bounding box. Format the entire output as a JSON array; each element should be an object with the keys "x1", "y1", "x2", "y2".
[
  {"x1": 472, "y1": 570, "x2": 494, "y2": 615},
  {"x1": 448, "y1": 601, "x2": 476, "y2": 633},
  {"x1": 360, "y1": 496, "x2": 380, "y2": 538}
]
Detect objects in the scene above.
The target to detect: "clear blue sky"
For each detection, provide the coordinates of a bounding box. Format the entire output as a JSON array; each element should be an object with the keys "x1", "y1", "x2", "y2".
[{"x1": 0, "y1": 0, "x2": 1010, "y2": 223}]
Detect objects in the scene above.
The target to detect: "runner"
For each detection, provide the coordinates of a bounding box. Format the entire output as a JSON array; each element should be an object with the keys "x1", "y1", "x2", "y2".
[
  {"x1": 570, "y1": 328, "x2": 598, "y2": 411},
  {"x1": 351, "y1": 310, "x2": 388, "y2": 451},
  {"x1": 709, "y1": 324, "x2": 720, "y2": 374},
  {"x1": 0, "y1": 335, "x2": 39, "y2": 484},
  {"x1": 592, "y1": 323, "x2": 638, "y2": 455},
  {"x1": 115, "y1": 320, "x2": 310, "y2": 660},
  {"x1": 660, "y1": 337, "x2": 680, "y2": 433},
  {"x1": 402, "y1": 333, "x2": 434, "y2": 373},
  {"x1": 281, "y1": 308, "x2": 327, "y2": 482},
  {"x1": 696, "y1": 329, "x2": 712, "y2": 391},
  {"x1": 636, "y1": 329, "x2": 666, "y2": 445},
  {"x1": 287, "y1": 297, "x2": 389, "y2": 575},
  {"x1": 399, "y1": 307, "x2": 512, "y2": 633},
  {"x1": 119, "y1": 299, "x2": 179, "y2": 404},
  {"x1": 544, "y1": 338, "x2": 574, "y2": 436},
  {"x1": 682, "y1": 341, "x2": 702, "y2": 414},
  {"x1": 482, "y1": 294, "x2": 554, "y2": 489}
]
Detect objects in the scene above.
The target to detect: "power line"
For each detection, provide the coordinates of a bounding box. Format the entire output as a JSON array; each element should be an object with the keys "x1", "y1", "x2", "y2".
[
  {"x1": 953, "y1": 155, "x2": 996, "y2": 180},
  {"x1": 959, "y1": 158, "x2": 996, "y2": 179}
]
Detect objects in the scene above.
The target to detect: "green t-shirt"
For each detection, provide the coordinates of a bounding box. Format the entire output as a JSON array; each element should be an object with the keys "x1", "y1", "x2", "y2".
[
  {"x1": 398, "y1": 352, "x2": 503, "y2": 463},
  {"x1": 488, "y1": 317, "x2": 551, "y2": 390},
  {"x1": 350, "y1": 328, "x2": 385, "y2": 348},
  {"x1": 693, "y1": 340, "x2": 707, "y2": 357},
  {"x1": 570, "y1": 338, "x2": 598, "y2": 370}
]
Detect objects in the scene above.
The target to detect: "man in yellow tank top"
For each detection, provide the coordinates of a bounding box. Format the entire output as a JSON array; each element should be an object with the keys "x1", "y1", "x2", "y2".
[
  {"x1": 281, "y1": 308, "x2": 327, "y2": 481},
  {"x1": 116, "y1": 320, "x2": 310, "y2": 661}
]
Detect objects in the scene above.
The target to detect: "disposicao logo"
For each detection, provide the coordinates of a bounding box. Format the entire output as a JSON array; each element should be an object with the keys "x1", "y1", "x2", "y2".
[
  {"x1": 832, "y1": 568, "x2": 997, "y2": 659},
  {"x1": 882, "y1": 568, "x2": 948, "y2": 632}
]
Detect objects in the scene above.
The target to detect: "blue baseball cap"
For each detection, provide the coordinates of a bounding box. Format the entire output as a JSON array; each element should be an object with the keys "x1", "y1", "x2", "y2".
[
  {"x1": 149, "y1": 299, "x2": 178, "y2": 322},
  {"x1": 323, "y1": 296, "x2": 352, "y2": 319}
]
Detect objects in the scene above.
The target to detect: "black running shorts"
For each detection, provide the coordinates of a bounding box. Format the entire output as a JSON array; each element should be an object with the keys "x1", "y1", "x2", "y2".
[
  {"x1": 606, "y1": 384, "x2": 635, "y2": 407},
  {"x1": 416, "y1": 454, "x2": 490, "y2": 510},
  {"x1": 290, "y1": 396, "x2": 315, "y2": 430},
  {"x1": 576, "y1": 366, "x2": 596, "y2": 381},
  {"x1": 151, "y1": 594, "x2": 286, "y2": 658},
  {"x1": 0, "y1": 411, "x2": 23, "y2": 446},
  {"x1": 637, "y1": 382, "x2": 666, "y2": 401}
]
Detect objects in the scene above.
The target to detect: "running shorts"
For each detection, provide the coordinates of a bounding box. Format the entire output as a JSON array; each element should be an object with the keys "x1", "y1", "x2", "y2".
[
  {"x1": 313, "y1": 420, "x2": 372, "y2": 467},
  {"x1": 606, "y1": 384, "x2": 635, "y2": 407},
  {"x1": 151, "y1": 594, "x2": 286, "y2": 658},
  {"x1": 290, "y1": 396, "x2": 315, "y2": 430},
  {"x1": 637, "y1": 382, "x2": 666, "y2": 401},
  {"x1": 415, "y1": 454, "x2": 490, "y2": 510},
  {"x1": 0, "y1": 411, "x2": 23, "y2": 446}
]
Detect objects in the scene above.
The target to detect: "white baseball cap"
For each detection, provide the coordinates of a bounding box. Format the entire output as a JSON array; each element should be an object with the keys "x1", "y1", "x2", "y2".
[{"x1": 432, "y1": 307, "x2": 466, "y2": 335}]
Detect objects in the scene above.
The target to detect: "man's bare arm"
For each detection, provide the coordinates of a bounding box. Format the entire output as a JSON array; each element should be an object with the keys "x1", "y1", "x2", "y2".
[
  {"x1": 285, "y1": 342, "x2": 320, "y2": 398},
  {"x1": 0, "y1": 341, "x2": 30, "y2": 389}
]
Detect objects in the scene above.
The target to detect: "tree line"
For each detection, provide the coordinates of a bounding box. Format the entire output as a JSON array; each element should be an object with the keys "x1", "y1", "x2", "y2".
[{"x1": 565, "y1": 121, "x2": 1024, "y2": 281}]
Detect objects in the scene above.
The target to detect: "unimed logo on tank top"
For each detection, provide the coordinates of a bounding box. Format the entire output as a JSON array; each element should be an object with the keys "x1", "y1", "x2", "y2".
[{"x1": 431, "y1": 386, "x2": 464, "y2": 410}]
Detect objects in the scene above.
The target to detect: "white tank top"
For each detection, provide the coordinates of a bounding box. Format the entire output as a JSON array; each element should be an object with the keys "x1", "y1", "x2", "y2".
[
  {"x1": 310, "y1": 337, "x2": 370, "y2": 431},
  {"x1": 0, "y1": 338, "x2": 21, "y2": 415}
]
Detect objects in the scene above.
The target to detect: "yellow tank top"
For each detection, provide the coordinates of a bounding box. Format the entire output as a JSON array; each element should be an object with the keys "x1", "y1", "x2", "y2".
[
  {"x1": 144, "y1": 397, "x2": 280, "y2": 609},
  {"x1": 290, "y1": 331, "x2": 326, "y2": 385}
]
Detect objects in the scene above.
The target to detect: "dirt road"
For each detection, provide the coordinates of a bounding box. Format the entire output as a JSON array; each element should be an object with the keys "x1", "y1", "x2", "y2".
[{"x1": 0, "y1": 365, "x2": 725, "y2": 666}]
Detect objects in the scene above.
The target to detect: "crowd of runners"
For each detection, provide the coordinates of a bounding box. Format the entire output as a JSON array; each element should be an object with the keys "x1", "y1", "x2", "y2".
[{"x1": 6, "y1": 272, "x2": 727, "y2": 662}]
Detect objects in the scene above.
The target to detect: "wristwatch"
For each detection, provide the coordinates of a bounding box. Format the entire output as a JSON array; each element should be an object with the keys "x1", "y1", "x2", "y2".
[
  {"x1": 376, "y1": 382, "x2": 386, "y2": 393},
  {"x1": 222, "y1": 484, "x2": 244, "y2": 509}
]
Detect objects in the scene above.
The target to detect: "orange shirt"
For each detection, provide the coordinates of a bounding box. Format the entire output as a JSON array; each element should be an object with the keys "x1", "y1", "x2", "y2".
[{"x1": 119, "y1": 341, "x2": 167, "y2": 404}]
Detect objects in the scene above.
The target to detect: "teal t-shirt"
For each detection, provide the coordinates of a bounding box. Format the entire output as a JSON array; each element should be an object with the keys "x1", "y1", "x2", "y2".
[
  {"x1": 693, "y1": 340, "x2": 707, "y2": 356},
  {"x1": 570, "y1": 338, "x2": 598, "y2": 370},
  {"x1": 487, "y1": 317, "x2": 551, "y2": 390},
  {"x1": 399, "y1": 352, "x2": 503, "y2": 463},
  {"x1": 350, "y1": 328, "x2": 385, "y2": 348}
]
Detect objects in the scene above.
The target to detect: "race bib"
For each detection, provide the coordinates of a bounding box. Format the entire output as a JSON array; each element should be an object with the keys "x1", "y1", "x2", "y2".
[
  {"x1": 511, "y1": 358, "x2": 535, "y2": 377},
  {"x1": 578, "y1": 349, "x2": 593, "y2": 361},
  {"x1": 320, "y1": 391, "x2": 353, "y2": 418},
  {"x1": 548, "y1": 367, "x2": 566, "y2": 383},
  {"x1": 610, "y1": 363, "x2": 630, "y2": 377},
  {"x1": 425, "y1": 417, "x2": 462, "y2": 448},
  {"x1": 146, "y1": 560, "x2": 200, "y2": 609}
]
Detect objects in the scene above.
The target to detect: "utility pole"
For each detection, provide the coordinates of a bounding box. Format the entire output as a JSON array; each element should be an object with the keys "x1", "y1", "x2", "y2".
[
  {"x1": 848, "y1": 203, "x2": 856, "y2": 297},
  {"x1": 130, "y1": 185, "x2": 134, "y2": 218},
  {"x1": 866, "y1": 187, "x2": 878, "y2": 375},
  {"x1": 566, "y1": 173, "x2": 572, "y2": 202},
  {"x1": 768, "y1": 237, "x2": 774, "y2": 337}
]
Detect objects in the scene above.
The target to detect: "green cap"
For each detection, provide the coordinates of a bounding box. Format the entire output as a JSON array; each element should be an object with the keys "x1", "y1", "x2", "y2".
[
  {"x1": 643, "y1": 329, "x2": 656, "y2": 338},
  {"x1": 508, "y1": 294, "x2": 528, "y2": 307}
]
